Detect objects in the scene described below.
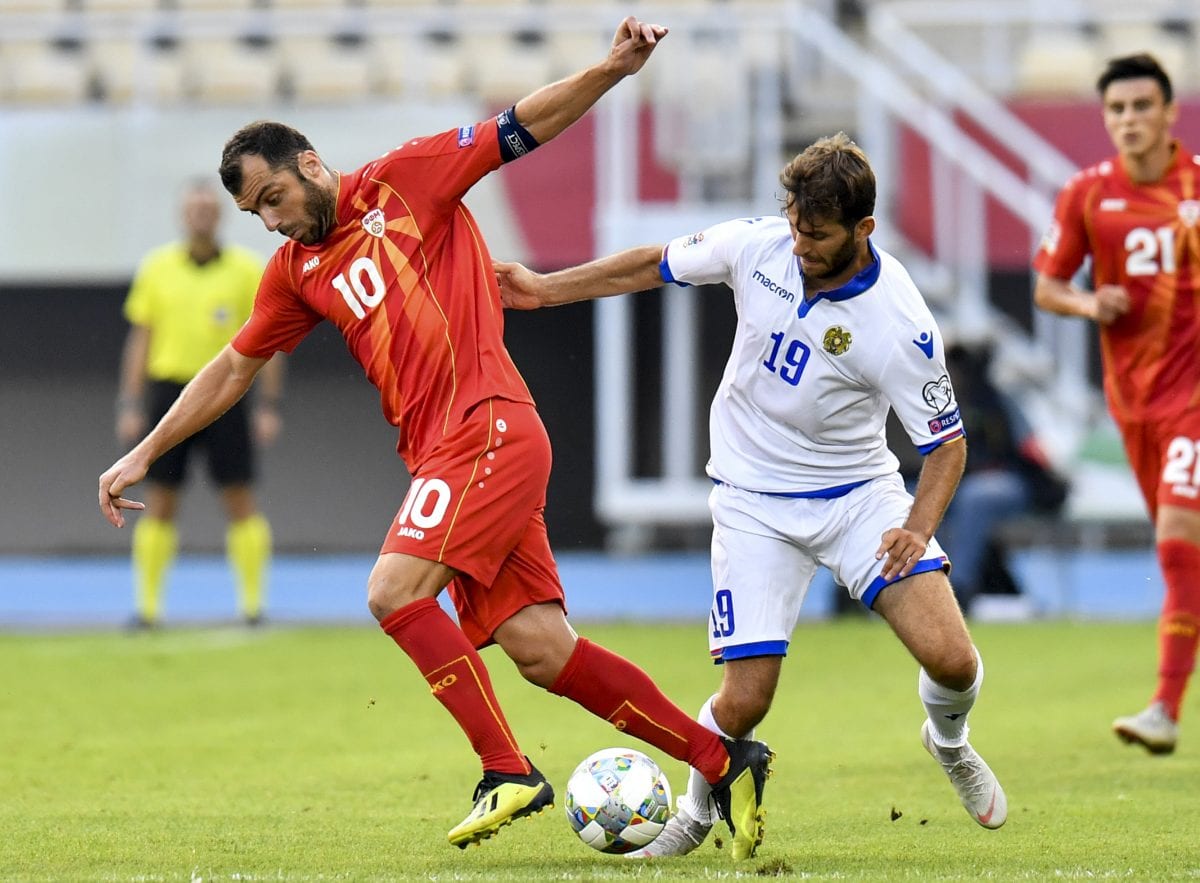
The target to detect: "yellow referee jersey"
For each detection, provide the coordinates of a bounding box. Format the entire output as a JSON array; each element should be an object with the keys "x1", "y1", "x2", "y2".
[{"x1": 123, "y1": 242, "x2": 264, "y2": 383}]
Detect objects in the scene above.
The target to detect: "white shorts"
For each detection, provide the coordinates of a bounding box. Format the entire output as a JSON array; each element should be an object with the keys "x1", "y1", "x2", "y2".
[{"x1": 707, "y1": 473, "x2": 949, "y2": 662}]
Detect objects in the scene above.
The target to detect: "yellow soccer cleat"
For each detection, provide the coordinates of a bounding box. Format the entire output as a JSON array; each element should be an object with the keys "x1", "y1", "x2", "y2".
[
  {"x1": 711, "y1": 738, "x2": 774, "y2": 860},
  {"x1": 447, "y1": 762, "x2": 555, "y2": 849}
]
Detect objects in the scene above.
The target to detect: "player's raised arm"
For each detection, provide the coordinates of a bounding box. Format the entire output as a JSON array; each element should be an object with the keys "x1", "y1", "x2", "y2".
[
  {"x1": 98, "y1": 344, "x2": 269, "y2": 527},
  {"x1": 510, "y1": 16, "x2": 667, "y2": 147},
  {"x1": 495, "y1": 245, "x2": 666, "y2": 310}
]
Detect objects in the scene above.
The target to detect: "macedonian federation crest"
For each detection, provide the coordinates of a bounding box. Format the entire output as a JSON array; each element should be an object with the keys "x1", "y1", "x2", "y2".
[
  {"x1": 823, "y1": 325, "x2": 852, "y2": 356},
  {"x1": 362, "y1": 208, "x2": 386, "y2": 238},
  {"x1": 1179, "y1": 200, "x2": 1200, "y2": 228}
]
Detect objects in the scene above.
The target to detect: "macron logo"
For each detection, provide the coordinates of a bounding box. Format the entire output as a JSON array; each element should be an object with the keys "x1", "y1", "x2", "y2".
[
  {"x1": 302, "y1": 256, "x2": 320, "y2": 273},
  {"x1": 752, "y1": 270, "x2": 796, "y2": 303}
]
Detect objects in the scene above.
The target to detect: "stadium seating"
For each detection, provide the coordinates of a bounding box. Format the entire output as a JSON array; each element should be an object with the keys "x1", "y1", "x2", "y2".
[
  {"x1": 87, "y1": 36, "x2": 187, "y2": 103},
  {"x1": 370, "y1": 31, "x2": 471, "y2": 99},
  {"x1": 0, "y1": 2, "x2": 1195, "y2": 107},
  {"x1": 0, "y1": 39, "x2": 91, "y2": 104},
  {"x1": 78, "y1": 0, "x2": 159, "y2": 12},
  {"x1": 457, "y1": 30, "x2": 553, "y2": 104},
  {"x1": 280, "y1": 33, "x2": 375, "y2": 103},
  {"x1": 181, "y1": 35, "x2": 282, "y2": 103},
  {"x1": 174, "y1": 0, "x2": 259, "y2": 11},
  {"x1": 1013, "y1": 26, "x2": 1102, "y2": 97}
]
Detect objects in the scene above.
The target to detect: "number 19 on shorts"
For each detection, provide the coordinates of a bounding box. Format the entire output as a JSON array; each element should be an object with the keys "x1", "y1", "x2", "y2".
[{"x1": 711, "y1": 588, "x2": 736, "y2": 638}]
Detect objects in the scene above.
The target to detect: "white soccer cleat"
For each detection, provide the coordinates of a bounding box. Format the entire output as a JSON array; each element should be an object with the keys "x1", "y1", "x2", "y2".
[
  {"x1": 921, "y1": 720, "x2": 1007, "y2": 829},
  {"x1": 625, "y1": 800, "x2": 712, "y2": 859},
  {"x1": 1113, "y1": 702, "x2": 1178, "y2": 755}
]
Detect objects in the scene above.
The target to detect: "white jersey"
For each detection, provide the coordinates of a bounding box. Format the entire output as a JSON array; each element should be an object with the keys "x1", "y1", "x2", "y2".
[{"x1": 662, "y1": 216, "x2": 962, "y2": 495}]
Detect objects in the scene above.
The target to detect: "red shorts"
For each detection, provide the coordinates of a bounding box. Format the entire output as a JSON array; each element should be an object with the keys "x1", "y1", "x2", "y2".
[
  {"x1": 1114, "y1": 407, "x2": 1200, "y2": 519},
  {"x1": 381, "y1": 398, "x2": 566, "y2": 647}
]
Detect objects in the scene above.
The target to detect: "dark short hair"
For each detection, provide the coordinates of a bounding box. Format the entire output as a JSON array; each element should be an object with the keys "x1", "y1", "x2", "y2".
[
  {"x1": 780, "y1": 132, "x2": 875, "y2": 228},
  {"x1": 218, "y1": 120, "x2": 316, "y2": 195},
  {"x1": 1097, "y1": 53, "x2": 1173, "y2": 105}
]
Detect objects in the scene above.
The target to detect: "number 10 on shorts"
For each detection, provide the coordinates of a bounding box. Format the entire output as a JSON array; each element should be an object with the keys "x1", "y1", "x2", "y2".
[{"x1": 396, "y1": 477, "x2": 452, "y2": 539}]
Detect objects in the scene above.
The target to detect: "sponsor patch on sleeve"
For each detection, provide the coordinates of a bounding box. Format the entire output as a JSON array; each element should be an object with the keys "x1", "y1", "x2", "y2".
[
  {"x1": 928, "y1": 407, "x2": 962, "y2": 434},
  {"x1": 457, "y1": 125, "x2": 475, "y2": 148}
]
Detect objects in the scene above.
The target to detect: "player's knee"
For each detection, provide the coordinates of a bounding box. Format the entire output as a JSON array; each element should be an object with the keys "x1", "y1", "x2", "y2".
[
  {"x1": 509, "y1": 643, "x2": 570, "y2": 689},
  {"x1": 365, "y1": 577, "x2": 420, "y2": 621},
  {"x1": 503, "y1": 632, "x2": 574, "y2": 688},
  {"x1": 925, "y1": 645, "x2": 977, "y2": 692},
  {"x1": 494, "y1": 603, "x2": 576, "y2": 687},
  {"x1": 713, "y1": 690, "x2": 772, "y2": 738}
]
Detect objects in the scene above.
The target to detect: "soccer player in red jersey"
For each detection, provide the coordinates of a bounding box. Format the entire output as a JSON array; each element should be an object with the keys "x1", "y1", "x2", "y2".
[
  {"x1": 1034, "y1": 53, "x2": 1200, "y2": 754},
  {"x1": 98, "y1": 17, "x2": 774, "y2": 857}
]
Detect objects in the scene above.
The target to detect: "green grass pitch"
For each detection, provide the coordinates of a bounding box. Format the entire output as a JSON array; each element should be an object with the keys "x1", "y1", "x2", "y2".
[{"x1": 1, "y1": 618, "x2": 1197, "y2": 880}]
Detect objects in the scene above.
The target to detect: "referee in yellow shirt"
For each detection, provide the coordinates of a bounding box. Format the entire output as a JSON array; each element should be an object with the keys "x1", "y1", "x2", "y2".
[{"x1": 115, "y1": 179, "x2": 284, "y2": 627}]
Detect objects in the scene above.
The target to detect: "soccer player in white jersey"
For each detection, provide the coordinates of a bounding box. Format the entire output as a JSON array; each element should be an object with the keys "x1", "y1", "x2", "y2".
[{"x1": 496, "y1": 132, "x2": 1007, "y2": 855}]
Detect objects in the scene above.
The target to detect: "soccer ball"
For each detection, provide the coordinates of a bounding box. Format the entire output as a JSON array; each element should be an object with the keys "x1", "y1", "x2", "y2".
[{"x1": 563, "y1": 747, "x2": 673, "y2": 854}]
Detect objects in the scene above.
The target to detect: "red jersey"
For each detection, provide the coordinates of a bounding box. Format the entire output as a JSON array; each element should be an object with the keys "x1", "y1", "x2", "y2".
[
  {"x1": 1034, "y1": 142, "x2": 1200, "y2": 421},
  {"x1": 233, "y1": 118, "x2": 533, "y2": 467}
]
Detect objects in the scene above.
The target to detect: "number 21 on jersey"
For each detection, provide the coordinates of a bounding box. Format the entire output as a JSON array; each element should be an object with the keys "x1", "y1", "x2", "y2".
[{"x1": 1126, "y1": 226, "x2": 1176, "y2": 276}]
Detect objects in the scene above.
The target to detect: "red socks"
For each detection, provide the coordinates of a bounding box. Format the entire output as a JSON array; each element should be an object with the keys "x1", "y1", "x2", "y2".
[
  {"x1": 1154, "y1": 539, "x2": 1200, "y2": 721},
  {"x1": 380, "y1": 598, "x2": 529, "y2": 775},
  {"x1": 549, "y1": 637, "x2": 730, "y2": 783},
  {"x1": 381, "y1": 604, "x2": 732, "y2": 783}
]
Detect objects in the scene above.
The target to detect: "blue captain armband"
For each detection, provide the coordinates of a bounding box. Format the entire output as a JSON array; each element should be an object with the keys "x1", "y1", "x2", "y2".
[{"x1": 496, "y1": 106, "x2": 540, "y2": 163}]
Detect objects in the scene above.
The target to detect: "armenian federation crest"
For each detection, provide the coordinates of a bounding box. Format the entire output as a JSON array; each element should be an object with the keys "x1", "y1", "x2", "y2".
[{"x1": 823, "y1": 325, "x2": 852, "y2": 356}]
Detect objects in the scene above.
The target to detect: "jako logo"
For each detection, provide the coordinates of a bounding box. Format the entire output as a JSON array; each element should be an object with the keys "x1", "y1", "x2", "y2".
[
  {"x1": 752, "y1": 270, "x2": 796, "y2": 302},
  {"x1": 397, "y1": 525, "x2": 425, "y2": 540},
  {"x1": 302, "y1": 256, "x2": 320, "y2": 273},
  {"x1": 429, "y1": 674, "x2": 458, "y2": 694}
]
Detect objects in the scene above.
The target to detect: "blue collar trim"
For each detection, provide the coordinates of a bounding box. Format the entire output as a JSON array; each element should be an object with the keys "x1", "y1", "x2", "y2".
[{"x1": 796, "y1": 240, "x2": 881, "y2": 319}]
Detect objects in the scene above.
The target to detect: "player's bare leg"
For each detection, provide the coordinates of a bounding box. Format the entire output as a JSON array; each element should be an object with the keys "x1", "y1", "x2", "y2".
[{"x1": 876, "y1": 570, "x2": 1007, "y2": 828}]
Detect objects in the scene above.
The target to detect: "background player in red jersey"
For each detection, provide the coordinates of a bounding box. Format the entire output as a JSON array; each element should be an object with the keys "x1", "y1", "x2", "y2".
[
  {"x1": 97, "y1": 16, "x2": 774, "y2": 858},
  {"x1": 1034, "y1": 53, "x2": 1200, "y2": 754}
]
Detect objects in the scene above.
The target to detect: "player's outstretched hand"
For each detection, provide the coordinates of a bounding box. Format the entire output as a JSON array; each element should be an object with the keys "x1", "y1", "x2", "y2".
[
  {"x1": 99, "y1": 455, "x2": 148, "y2": 528},
  {"x1": 875, "y1": 527, "x2": 929, "y2": 582},
  {"x1": 607, "y1": 16, "x2": 668, "y2": 77},
  {"x1": 494, "y1": 260, "x2": 549, "y2": 310}
]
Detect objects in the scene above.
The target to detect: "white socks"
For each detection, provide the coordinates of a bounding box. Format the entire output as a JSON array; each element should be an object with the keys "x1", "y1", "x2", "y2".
[{"x1": 919, "y1": 648, "x2": 983, "y2": 748}]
